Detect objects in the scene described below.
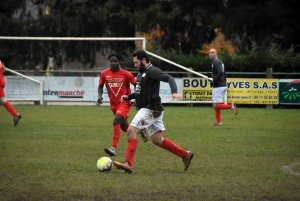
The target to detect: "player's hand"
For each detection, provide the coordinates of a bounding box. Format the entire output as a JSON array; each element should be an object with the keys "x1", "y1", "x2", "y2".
[
  {"x1": 97, "y1": 97, "x2": 103, "y2": 104},
  {"x1": 172, "y1": 93, "x2": 183, "y2": 101},
  {"x1": 121, "y1": 95, "x2": 128, "y2": 103}
]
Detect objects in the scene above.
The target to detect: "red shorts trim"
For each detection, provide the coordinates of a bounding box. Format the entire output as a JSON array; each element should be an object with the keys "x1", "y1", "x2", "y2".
[{"x1": 111, "y1": 101, "x2": 132, "y2": 119}]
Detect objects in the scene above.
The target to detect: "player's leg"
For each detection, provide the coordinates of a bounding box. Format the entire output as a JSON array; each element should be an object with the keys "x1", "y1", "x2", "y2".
[
  {"x1": 120, "y1": 118, "x2": 129, "y2": 132},
  {"x1": 0, "y1": 88, "x2": 21, "y2": 126},
  {"x1": 114, "y1": 108, "x2": 153, "y2": 173},
  {"x1": 214, "y1": 87, "x2": 238, "y2": 115},
  {"x1": 212, "y1": 88, "x2": 223, "y2": 125},
  {"x1": 113, "y1": 125, "x2": 141, "y2": 173},
  {"x1": 105, "y1": 102, "x2": 132, "y2": 156},
  {"x1": 149, "y1": 113, "x2": 194, "y2": 170},
  {"x1": 214, "y1": 87, "x2": 231, "y2": 109},
  {"x1": 212, "y1": 107, "x2": 222, "y2": 126},
  {"x1": 119, "y1": 102, "x2": 148, "y2": 142},
  {"x1": 215, "y1": 103, "x2": 232, "y2": 110},
  {"x1": 120, "y1": 115, "x2": 148, "y2": 143},
  {"x1": 112, "y1": 102, "x2": 132, "y2": 149},
  {"x1": 104, "y1": 113, "x2": 124, "y2": 156}
]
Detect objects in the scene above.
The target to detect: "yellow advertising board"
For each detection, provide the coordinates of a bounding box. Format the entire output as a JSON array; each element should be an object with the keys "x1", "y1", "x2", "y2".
[
  {"x1": 182, "y1": 78, "x2": 279, "y2": 104},
  {"x1": 227, "y1": 78, "x2": 278, "y2": 104},
  {"x1": 182, "y1": 78, "x2": 212, "y2": 101}
]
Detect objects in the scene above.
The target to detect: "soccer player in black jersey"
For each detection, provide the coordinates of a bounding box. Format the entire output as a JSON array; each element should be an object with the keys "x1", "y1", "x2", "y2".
[
  {"x1": 113, "y1": 50, "x2": 194, "y2": 173},
  {"x1": 209, "y1": 49, "x2": 238, "y2": 126}
]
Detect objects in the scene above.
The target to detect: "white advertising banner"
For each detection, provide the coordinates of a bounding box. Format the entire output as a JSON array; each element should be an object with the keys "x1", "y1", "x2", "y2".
[
  {"x1": 41, "y1": 76, "x2": 95, "y2": 101},
  {"x1": 5, "y1": 76, "x2": 40, "y2": 100},
  {"x1": 93, "y1": 77, "x2": 182, "y2": 102},
  {"x1": 5, "y1": 76, "x2": 182, "y2": 102},
  {"x1": 159, "y1": 79, "x2": 183, "y2": 101}
]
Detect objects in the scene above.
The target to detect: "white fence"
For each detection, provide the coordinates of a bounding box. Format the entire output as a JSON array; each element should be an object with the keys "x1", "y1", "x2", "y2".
[{"x1": 5, "y1": 76, "x2": 187, "y2": 105}]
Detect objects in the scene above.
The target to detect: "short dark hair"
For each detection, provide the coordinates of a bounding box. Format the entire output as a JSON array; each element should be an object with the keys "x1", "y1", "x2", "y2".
[
  {"x1": 108, "y1": 54, "x2": 123, "y2": 61},
  {"x1": 132, "y1": 50, "x2": 149, "y2": 63}
]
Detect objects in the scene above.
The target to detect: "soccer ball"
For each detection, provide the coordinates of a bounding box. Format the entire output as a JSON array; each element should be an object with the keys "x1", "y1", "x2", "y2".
[{"x1": 96, "y1": 157, "x2": 113, "y2": 172}]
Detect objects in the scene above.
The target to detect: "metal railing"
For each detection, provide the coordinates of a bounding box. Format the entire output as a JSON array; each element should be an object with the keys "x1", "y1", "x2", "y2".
[{"x1": 7, "y1": 69, "x2": 300, "y2": 78}]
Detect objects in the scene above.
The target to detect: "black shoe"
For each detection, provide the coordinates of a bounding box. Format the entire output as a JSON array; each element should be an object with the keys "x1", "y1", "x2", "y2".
[
  {"x1": 13, "y1": 114, "x2": 22, "y2": 127},
  {"x1": 139, "y1": 129, "x2": 148, "y2": 142}
]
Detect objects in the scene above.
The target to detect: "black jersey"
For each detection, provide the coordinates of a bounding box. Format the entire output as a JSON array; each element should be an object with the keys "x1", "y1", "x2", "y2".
[
  {"x1": 128, "y1": 64, "x2": 178, "y2": 111},
  {"x1": 212, "y1": 58, "x2": 227, "y2": 88}
]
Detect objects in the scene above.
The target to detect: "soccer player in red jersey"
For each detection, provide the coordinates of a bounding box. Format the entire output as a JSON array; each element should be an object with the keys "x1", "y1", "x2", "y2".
[
  {"x1": 98, "y1": 54, "x2": 148, "y2": 157},
  {"x1": 0, "y1": 60, "x2": 22, "y2": 126},
  {"x1": 209, "y1": 49, "x2": 238, "y2": 126}
]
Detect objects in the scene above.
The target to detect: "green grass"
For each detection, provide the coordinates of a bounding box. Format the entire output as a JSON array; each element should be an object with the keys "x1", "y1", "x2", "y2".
[{"x1": 1, "y1": 105, "x2": 300, "y2": 201}]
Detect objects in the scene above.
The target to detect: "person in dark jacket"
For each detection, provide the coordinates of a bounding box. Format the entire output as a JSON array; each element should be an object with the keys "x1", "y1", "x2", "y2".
[
  {"x1": 113, "y1": 50, "x2": 194, "y2": 173},
  {"x1": 209, "y1": 49, "x2": 238, "y2": 126}
]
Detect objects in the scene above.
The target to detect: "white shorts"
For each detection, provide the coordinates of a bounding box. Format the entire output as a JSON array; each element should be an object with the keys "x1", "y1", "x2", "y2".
[
  {"x1": 130, "y1": 108, "x2": 165, "y2": 136},
  {"x1": 212, "y1": 87, "x2": 227, "y2": 103}
]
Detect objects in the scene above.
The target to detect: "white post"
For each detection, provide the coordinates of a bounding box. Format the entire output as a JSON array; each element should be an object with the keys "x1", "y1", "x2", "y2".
[
  {"x1": 146, "y1": 51, "x2": 213, "y2": 81},
  {"x1": 5, "y1": 67, "x2": 40, "y2": 83},
  {"x1": 142, "y1": 38, "x2": 146, "y2": 50},
  {"x1": 39, "y1": 80, "x2": 44, "y2": 105}
]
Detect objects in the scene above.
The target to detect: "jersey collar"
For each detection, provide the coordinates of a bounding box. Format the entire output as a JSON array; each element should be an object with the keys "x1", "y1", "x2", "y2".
[{"x1": 146, "y1": 64, "x2": 152, "y2": 70}]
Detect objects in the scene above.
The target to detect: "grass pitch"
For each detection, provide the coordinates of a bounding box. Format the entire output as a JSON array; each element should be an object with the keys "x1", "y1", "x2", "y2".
[{"x1": 0, "y1": 105, "x2": 300, "y2": 201}]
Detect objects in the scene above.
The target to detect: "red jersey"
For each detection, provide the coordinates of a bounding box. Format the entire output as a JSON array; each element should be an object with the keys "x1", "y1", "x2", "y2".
[
  {"x1": 99, "y1": 68, "x2": 136, "y2": 106},
  {"x1": 0, "y1": 61, "x2": 6, "y2": 87}
]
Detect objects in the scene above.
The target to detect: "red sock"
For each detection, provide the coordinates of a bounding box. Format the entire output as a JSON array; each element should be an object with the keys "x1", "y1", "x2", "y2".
[
  {"x1": 111, "y1": 124, "x2": 121, "y2": 148},
  {"x1": 215, "y1": 109, "x2": 221, "y2": 123},
  {"x1": 3, "y1": 101, "x2": 18, "y2": 117},
  {"x1": 125, "y1": 138, "x2": 138, "y2": 167},
  {"x1": 215, "y1": 103, "x2": 232, "y2": 110},
  {"x1": 160, "y1": 138, "x2": 187, "y2": 158}
]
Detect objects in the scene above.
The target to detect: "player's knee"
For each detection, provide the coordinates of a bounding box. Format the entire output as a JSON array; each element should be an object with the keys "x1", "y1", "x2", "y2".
[
  {"x1": 0, "y1": 97, "x2": 6, "y2": 104},
  {"x1": 152, "y1": 140, "x2": 161, "y2": 146},
  {"x1": 120, "y1": 124, "x2": 128, "y2": 132},
  {"x1": 113, "y1": 114, "x2": 124, "y2": 125},
  {"x1": 127, "y1": 128, "x2": 137, "y2": 138},
  {"x1": 151, "y1": 133, "x2": 163, "y2": 146}
]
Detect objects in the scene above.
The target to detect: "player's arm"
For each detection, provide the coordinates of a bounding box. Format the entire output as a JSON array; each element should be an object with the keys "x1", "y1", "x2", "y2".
[
  {"x1": 168, "y1": 77, "x2": 182, "y2": 101},
  {"x1": 97, "y1": 84, "x2": 104, "y2": 104},
  {"x1": 128, "y1": 71, "x2": 137, "y2": 86},
  {"x1": 165, "y1": 76, "x2": 183, "y2": 101},
  {"x1": 121, "y1": 93, "x2": 136, "y2": 103},
  {"x1": 98, "y1": 71, "x2": 106, "y2": 104},
  {"x1": 150, "y1": 68, "x2": 182, "y2": 101},
  {"x1": 128, "y1": 71, "x2": 138, "y2": 105}
]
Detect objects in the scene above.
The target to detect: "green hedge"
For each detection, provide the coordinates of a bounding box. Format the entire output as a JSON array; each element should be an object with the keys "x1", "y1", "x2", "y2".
[{"x1": 122, "y1": 47, "x2": 300, "y2": 77}]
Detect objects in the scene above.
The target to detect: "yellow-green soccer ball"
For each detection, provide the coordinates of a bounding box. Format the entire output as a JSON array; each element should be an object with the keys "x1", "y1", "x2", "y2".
[{"x1": 96, "y1": 157, "x2": 113, "y2": 172}]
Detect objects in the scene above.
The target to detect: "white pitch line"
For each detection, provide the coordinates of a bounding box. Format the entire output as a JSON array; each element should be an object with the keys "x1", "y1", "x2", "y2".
[{"x1": 281, "y1": 162, "x2": 300, "y2": 176}]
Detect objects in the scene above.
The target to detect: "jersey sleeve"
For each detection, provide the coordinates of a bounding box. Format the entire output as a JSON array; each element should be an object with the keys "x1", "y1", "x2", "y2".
[
  {"x1": 149, "y1": 67, "x2": 178, "y2": 94},
  {"x1": 127, "y1": 71, "x2": 136, "y2": 85}
]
